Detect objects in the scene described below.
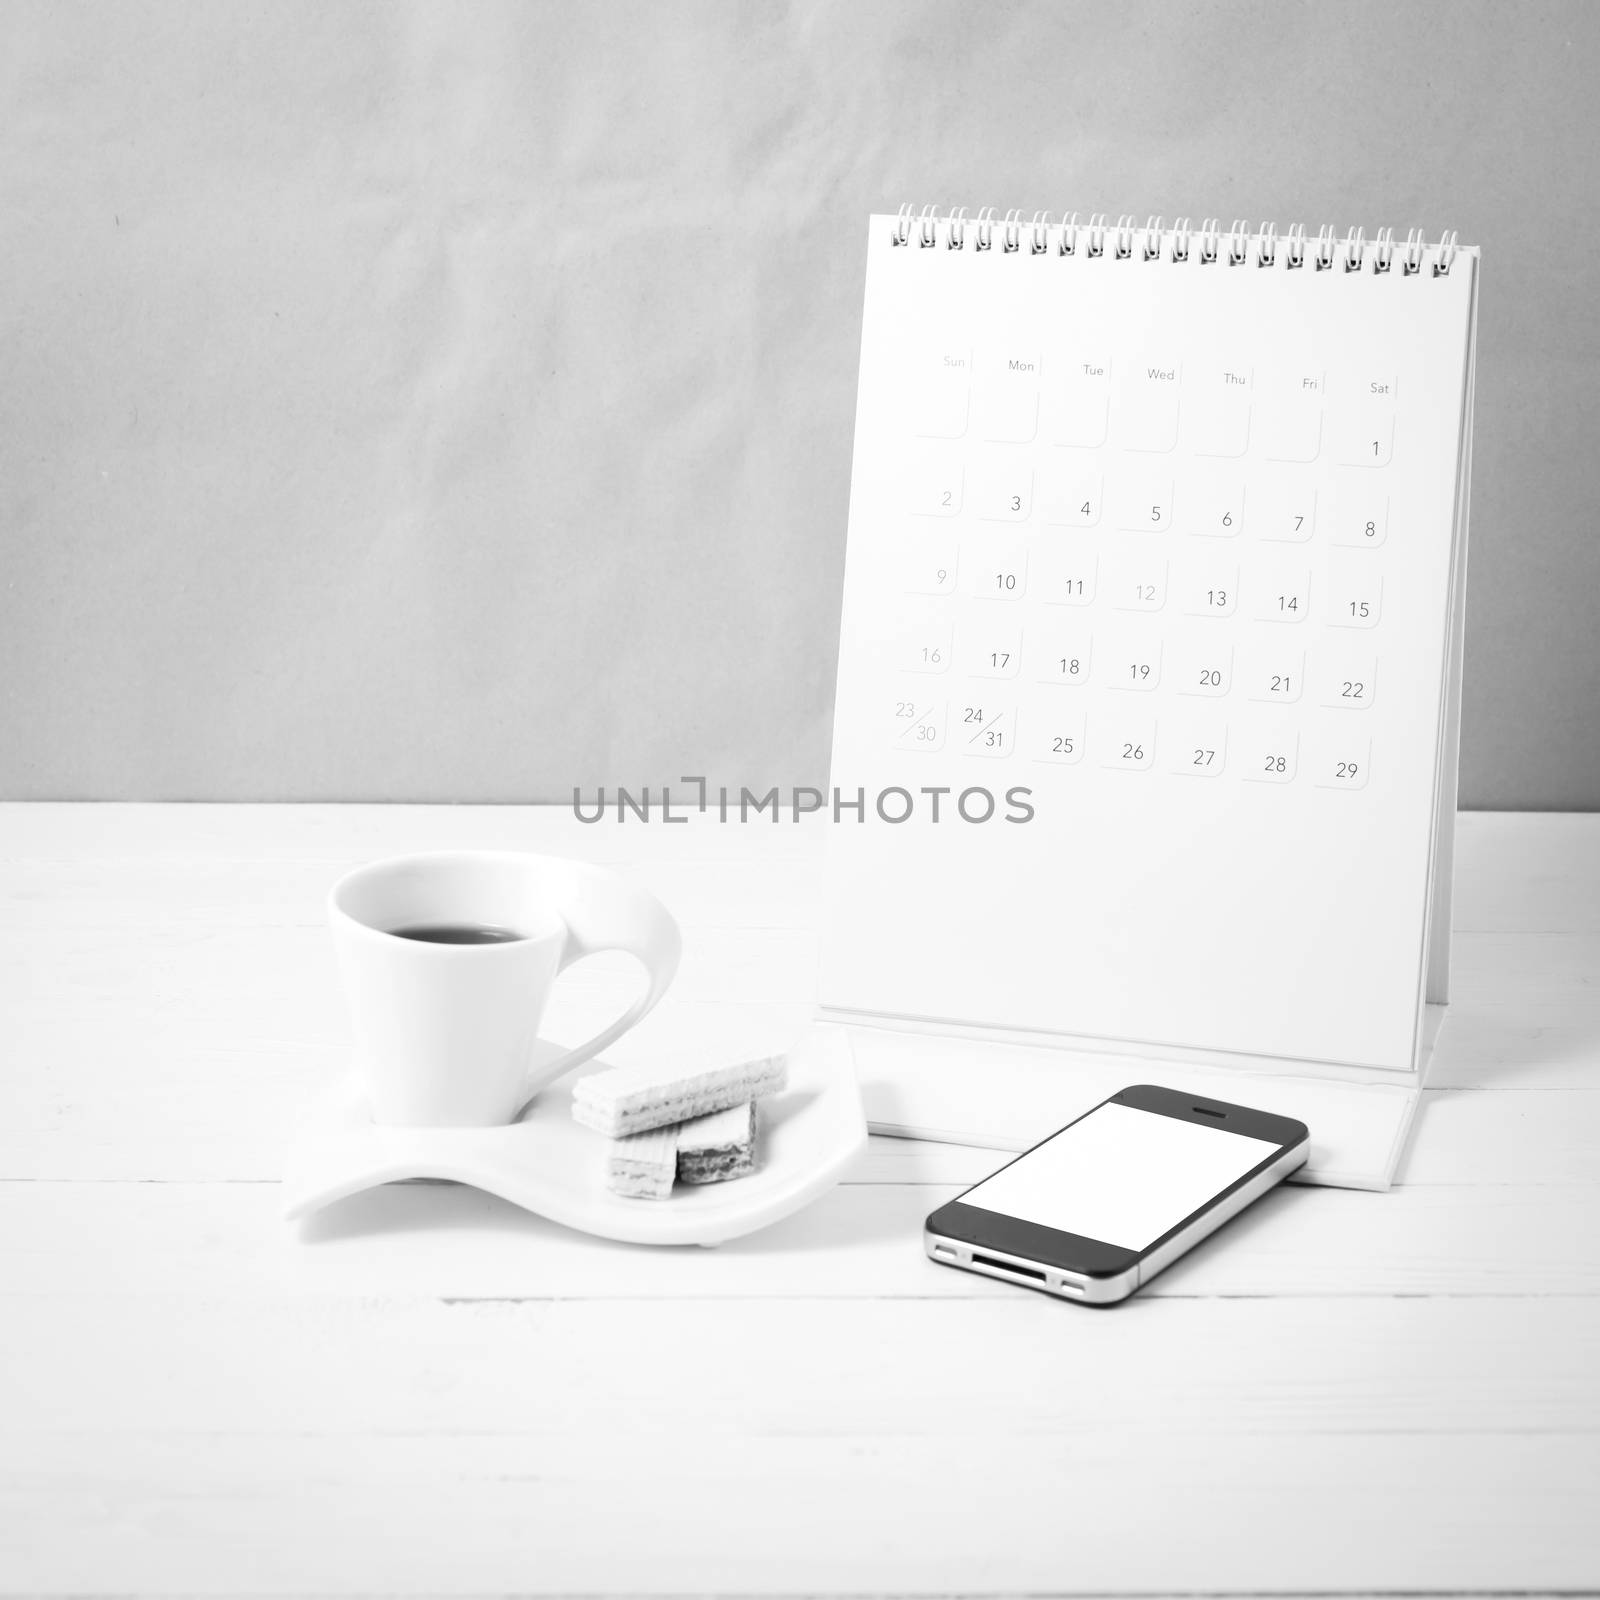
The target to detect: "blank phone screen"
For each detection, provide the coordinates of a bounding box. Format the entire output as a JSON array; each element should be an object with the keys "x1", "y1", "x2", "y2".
[{"x1": 957, "y1": 1102, "x2": 1280, "y2": 1252}]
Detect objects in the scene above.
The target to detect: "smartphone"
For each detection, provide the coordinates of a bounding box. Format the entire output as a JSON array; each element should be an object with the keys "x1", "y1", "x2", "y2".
[{"x1": 924, "y1": 1084, "x2": 1309, "y2": 1304}]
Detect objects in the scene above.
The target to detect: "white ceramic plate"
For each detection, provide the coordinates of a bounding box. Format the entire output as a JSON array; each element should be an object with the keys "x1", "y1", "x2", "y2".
[{"x1": 283, "y1": 1026, "x2": 865, "y2": 1245}]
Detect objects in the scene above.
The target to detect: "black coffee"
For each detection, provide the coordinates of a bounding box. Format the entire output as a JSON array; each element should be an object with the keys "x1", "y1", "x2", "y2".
[{"x1": 388, "y1": 922, "x2": 527, "y2": 946}]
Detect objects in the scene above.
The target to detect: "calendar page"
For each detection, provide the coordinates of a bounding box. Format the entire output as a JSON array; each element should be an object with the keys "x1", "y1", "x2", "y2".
[{"x1": 822, "y1": 214, "x2": 1477, "y2": 1079}]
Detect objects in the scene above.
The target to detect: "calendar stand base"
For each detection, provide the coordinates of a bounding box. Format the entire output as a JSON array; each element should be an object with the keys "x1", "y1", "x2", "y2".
[{"x1": 825, "y1": 1014, "x2": 1434, "y2": 1191}]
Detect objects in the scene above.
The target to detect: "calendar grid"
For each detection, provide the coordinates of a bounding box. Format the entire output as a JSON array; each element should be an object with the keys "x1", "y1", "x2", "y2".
[{"x1": 825, "y1": 212, "x2": 1476, "y2": 1079}]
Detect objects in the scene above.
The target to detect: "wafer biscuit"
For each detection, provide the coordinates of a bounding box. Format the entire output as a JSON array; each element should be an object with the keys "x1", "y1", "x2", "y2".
[
  {"x1": 677, "y1": 1101, "x2": 758, "y2": 1185},
  {"x1": 573, "y1": 1054, "x2": 786, "y2": 1139},
  {"x1": 607, "y1": 1122, "x2": 679, "y2": 1200}
]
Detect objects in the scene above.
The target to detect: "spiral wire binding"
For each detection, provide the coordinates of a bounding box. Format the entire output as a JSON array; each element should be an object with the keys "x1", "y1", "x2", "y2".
[{"x1": 892, "y1": 206, "x2": 1463, "y2": 276}]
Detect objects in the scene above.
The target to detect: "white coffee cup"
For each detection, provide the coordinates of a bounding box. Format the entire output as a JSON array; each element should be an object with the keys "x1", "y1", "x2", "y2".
[{"x1": 328, "y1": 851, "x2": 681, "y2": 1126}]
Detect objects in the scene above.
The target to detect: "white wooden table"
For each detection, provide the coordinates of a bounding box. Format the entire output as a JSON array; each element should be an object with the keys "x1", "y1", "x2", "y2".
[{"x1": 2, "y1": 805, "x2": 1597, "y2": 1595}]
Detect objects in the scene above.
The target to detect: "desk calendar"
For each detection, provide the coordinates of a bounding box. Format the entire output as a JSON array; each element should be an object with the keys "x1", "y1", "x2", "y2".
[{"x1": 820, "y1": 210, "x2": 1478, "y2": 1188}]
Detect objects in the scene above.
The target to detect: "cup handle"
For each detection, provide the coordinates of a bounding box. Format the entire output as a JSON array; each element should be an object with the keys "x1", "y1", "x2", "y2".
[{"x1": 531, "y1": 866, "x2": 683, "y2": 1088}]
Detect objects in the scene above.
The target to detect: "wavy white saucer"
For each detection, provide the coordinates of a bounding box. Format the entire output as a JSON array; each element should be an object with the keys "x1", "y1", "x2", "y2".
[{"x1": 283, "y1": 1026, "x2": 865, "y2": 1245}]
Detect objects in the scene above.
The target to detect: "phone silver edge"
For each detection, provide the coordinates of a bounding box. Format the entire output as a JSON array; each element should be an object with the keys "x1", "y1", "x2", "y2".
[{"x1": 923, "y1": 1135, "x2": 1311, "y2": 1305}]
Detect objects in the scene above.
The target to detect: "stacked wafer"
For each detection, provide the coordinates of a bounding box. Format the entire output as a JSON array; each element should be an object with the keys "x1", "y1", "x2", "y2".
[{"x1": 573, "y1": 1054, "x2": 787, "y2": 1200}]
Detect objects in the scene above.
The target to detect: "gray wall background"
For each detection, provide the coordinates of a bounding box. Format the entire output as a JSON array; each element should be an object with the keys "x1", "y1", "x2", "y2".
[{"x1": 2, "y1": 0, "x2": 1595, "y2": 806}]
